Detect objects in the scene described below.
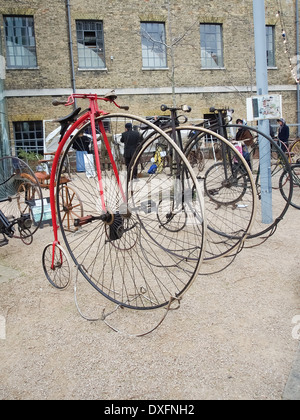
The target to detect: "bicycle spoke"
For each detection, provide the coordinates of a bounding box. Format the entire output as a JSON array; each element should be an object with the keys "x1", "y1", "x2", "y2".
[
  {"x1": 223, "y1": 124, "x2": 293, "y2": 241},
  {"x1": 180, "y1": 126, "x2": 256, "y2": 260},
  {"x1": 42, "y1": 243, "x2": 71, "y2": 290},
  {"x1": 279, "y1": 163, "x2": 300, "y2": 209},
  {"x1": 0, "y1": 156, "x2": 43, "y2": 242},
  {"x1": 56, "y1": 114, "x2": 205, "y2": 309}
]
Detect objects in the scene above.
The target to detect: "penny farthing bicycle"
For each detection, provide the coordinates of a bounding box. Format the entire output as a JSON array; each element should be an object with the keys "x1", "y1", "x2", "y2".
[{"x1": 42, "y1": 92, "x2": 206, "y2": 311}]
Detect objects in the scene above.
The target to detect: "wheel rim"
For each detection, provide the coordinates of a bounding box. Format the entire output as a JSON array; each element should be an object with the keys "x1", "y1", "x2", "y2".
[
  {"x1": 0, "y1": 156, "x2": 43, "y2": 241},
  {"x1": 42, "y1": 243, "x2": 71, "y2": 290},
  {"x1": 55, "y1": 114, "x2": 205, "y2": 309}
]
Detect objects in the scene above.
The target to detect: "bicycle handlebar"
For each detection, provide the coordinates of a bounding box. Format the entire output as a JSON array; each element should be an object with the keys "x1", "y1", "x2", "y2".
[
  {"x1": 52, "y1": 99, "x2": 68, "y2": 106},
  {"x1": 161, "y1": 104, "x2": 192, "y2": 113},
  {"x1": 52, "y1": 91, "x2": 129, "y2": 110}
]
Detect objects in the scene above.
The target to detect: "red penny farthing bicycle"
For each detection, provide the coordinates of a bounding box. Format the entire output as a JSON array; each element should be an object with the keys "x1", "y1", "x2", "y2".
[{"x1": 42, "y1": 92, "x2": 206, "y2": 310}]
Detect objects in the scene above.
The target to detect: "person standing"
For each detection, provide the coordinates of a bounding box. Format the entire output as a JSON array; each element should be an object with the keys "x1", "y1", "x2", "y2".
[
  {"x1": 277, "y1": 118, "x2": 289, "y2": 152},
  {"x1": 120, "y1": 123, "x2": 141, "y2": 178},
  {"x1": 235, "y1": 119, "x2": 253, "y2": 169}
]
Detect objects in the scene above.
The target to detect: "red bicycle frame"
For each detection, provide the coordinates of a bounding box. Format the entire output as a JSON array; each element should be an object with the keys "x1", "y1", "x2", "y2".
[{"x1": 48, "y1": 93, "x2": 127, "y2": 267}]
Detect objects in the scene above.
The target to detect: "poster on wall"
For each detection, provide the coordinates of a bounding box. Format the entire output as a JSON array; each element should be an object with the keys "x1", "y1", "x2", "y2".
[
  {"x1": 30, "y1": 197, "x2": 52, "y2": 227},
  {"x1": 247, "y1": 94, "x2": 282, "y2": 121}
]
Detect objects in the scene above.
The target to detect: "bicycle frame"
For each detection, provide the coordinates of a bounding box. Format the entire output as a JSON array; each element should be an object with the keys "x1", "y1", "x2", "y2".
[{"x1": 49, "y1": 93, "x2": 127, "y2": 267}]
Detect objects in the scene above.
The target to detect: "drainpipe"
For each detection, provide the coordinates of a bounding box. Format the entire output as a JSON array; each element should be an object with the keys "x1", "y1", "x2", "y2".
[
  {"x1": 66, "y1": 0, "x2": 77, "y2": 107},
  {"x1": 296, "y1": 0, "x2": 300, "y2": 136}
]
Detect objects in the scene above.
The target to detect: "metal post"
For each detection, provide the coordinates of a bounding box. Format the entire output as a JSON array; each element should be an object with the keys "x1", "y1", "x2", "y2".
[{"x1": 253, "y1": 0, "x2": 273, "y2": 223}]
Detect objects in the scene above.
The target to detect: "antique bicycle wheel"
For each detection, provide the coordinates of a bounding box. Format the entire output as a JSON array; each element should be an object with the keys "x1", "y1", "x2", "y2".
[
  {"x1": 56, "y1": 114, "x2": 205, "y2": 310},
  {"x1": 0, "y1": 156, "x2": 43, "y2": 241},
  {"x1": 42, "y1": 242, "x2": 71, "y2": 290},
  {"x1": 279, "y1": 163, "x2": 300, "y2": 210},
  {"x1": 149, "y1": 126, "x2": 257, "y2": 261},
  {"x1": 290, "y1": 139, "x2": 300, "y2": 164},
  {"x1": 223, "y1": 125, "x2": 293, "y2": 240},
  {"x1": 58, "y1": 184, "x2": 83, "y2": 232}
]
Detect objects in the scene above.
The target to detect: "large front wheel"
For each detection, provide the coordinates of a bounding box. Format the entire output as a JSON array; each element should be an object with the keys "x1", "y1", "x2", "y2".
[
  {"x1": 55, "y1": 114, "x2": 205, "y2": 310},
  {"x1": 152, "y1": 126, "x2": 257, "y2": 261}
]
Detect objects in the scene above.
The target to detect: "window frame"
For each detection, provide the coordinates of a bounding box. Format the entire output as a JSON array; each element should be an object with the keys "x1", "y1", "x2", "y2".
[
  {"x1": 13, "y1": 121, "x2": 44, "y2": 155},
  {"x1": 200, "y1": 23, "x2": 224, "y2": 69},
  {"x1": 4, "y1": 15, "x2": 38, "y2": 69},
  {"x1": 266, "y1": 25, "x2": 276, "y2": 68},
  {"x1": 140, "y1": 21, "x2": 168, "y2": 70},
  {"x1": 76, "y1": 20, "x2": 106, "y2": 70}
]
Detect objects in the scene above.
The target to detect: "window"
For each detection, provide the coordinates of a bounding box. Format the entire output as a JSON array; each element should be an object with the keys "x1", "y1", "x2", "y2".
[
  {"x1": 266, "y1": 25, "x2": 275, "y2": 67},
  {"x1": 141, "y1": 22, "x2": 167, "y2": 69},
  {"x1": 76, "y1": 20, "x2": 106, "y2": 69},
  {"x1": 200, "y1": 24, "x2": 224, "y2": 68},
  {"x1": 4, "y1": 16, "x2": 37, "y2": 68},
  {"x1": 13, "y1": 121, "x2": 43, "y2": 155}
]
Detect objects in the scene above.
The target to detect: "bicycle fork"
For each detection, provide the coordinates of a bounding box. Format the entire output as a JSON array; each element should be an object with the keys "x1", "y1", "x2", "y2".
[{"x1": 89, "y1": 98, "x2": 126, "y2": 209}]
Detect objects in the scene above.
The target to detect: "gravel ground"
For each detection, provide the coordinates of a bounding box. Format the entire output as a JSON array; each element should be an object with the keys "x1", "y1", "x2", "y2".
[{"x1": 0, "y1": 204, "x2": 299, "y2": 400}]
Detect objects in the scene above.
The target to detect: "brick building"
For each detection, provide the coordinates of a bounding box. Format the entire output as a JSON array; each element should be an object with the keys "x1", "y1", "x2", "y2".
[{"x1": 0, "y1": 0, "x2": 299, "y2": 154}]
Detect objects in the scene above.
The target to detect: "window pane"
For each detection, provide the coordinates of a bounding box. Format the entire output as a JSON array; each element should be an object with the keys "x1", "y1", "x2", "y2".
[
  {"x1": 141, "y1": 22, "x2": 167, "y2": 68},
  {"x1": 13, "y1": 121, "x2": 44, "y2": 155},
  {"x1": 4, "y1": 15, "x2": 37, "y2": 68},
  {"x1": 76, "y1": 20, "x2": 106, "y2": 69},
  {"x1": 200, "y1": 24, "x2": 224, "y2": 68},
  {"x1": 266, "y1": 25, "x2": 275, "y2": 67}
]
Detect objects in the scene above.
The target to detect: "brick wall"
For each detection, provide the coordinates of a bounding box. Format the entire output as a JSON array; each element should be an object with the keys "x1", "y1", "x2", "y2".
[{"x1": 0, "y1": 0, "x2": 299, "y2": 143}]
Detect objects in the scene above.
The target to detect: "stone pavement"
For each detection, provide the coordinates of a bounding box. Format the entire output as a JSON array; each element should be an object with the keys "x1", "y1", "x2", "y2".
[
  {"x1": 0, "y1": 260, "x2": 300, "y2": 400},
  {"x1": 0, "y1": 264, "x2": 20, "y2": 285}
]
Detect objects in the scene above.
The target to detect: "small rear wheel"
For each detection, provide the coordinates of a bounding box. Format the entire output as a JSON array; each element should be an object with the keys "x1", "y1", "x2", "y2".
[
  {"x1": 42, "y1": 243, "x2": 71, "y2": 290},
  {"x1": 204, "y1": 161, "x2": 248, "y2": 205}
]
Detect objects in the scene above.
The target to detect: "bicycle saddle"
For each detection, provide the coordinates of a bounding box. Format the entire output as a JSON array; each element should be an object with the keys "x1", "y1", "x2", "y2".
[
  {"x1": 53, "y1": 107, "x2": 82, "y2": 142},
  {"x1": 53, "y1": 107, "x2": 82, "y2": 125},
  {"x1": 104, "y1": 90, "x2": 117, "y2": 101}
]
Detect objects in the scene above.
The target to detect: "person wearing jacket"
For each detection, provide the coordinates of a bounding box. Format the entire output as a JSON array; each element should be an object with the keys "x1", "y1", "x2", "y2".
[
  {"x1": 120, "y1": 123, "x2": 141, "y2": 178},
  {"x1": 235, "y1": 119, "x2": 253, "y2": 169},
  {"x1": 277, "y1": 118, "x2": 289, "y2": 151}
]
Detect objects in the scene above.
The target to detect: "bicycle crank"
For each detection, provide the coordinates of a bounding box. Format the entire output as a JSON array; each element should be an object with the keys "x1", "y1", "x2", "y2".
[{"x1": 74, "y1": 211, "x2": 125, "y2": 242}]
